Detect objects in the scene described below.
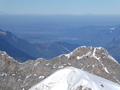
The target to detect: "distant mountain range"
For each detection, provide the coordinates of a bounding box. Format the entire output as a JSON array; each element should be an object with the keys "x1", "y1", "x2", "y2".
[
  {"x1": 0, "y1": 46, "x2": 120, "y2": 90},
  {"x1": 1, "y1": 15, "x2": 120, "y2": 90},
  {"x1": 65, "y1": 26, "x2": 120, "y2": 47},
  {"x1": 105, "y1": 38, "x2": 120, "y2": 63},
  {"x1": 91, "y1": 26, "x2": 120, "y2": 46},
  {"x1": 0, "y1": 29, "x2": 35, "y2": 62},
  {"x1": 19, "y1": 26, "x2": 120, "y2": 47},
  {"x1": 0, "y1": 29, "x2": 79, "y2": 62},
  {"x1": 0, "y1": 37, "x2": 34, "y2": 62},
  {"x1": 1, "y1": 27, "x2": 120, "y2": 63}
]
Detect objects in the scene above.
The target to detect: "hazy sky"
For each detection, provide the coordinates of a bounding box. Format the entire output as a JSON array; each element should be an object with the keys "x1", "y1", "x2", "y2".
[{"x1": 0, "y1": 0, "x2": 120, "y2": 15}]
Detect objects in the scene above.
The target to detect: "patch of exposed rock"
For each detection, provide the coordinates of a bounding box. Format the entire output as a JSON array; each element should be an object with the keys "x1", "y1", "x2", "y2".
[{"x1": 0, "y1": 46, "x2": 120, "y2": 90}]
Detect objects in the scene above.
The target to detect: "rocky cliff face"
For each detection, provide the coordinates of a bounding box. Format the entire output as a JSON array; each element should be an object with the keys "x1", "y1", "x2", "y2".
[{"x1": 0, "y1": 46, "x2": 120, "y2": 90}]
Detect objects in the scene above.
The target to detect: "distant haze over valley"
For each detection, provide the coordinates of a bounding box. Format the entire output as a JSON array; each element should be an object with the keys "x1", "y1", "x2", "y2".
[
  {"x1": 0, "y1": 15, "x2": 120, "y2": 43},
  {"x1": 0, "y1": 15, "x2": 120, "y2": 62},
  {"x1": 1, "y1": 1, "x2": 120, "y2": 90}
]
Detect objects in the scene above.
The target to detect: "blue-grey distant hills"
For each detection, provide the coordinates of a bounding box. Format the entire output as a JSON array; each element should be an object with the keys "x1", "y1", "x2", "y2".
[
  {"x1": 57, "y1": 26, "x2": 120, "y2": 63},
  {"x1": 0, "y1": 29, "x2": 79, "y2": 62},
  {"x1": 1, "y1": 26, "x2": 120, "y2": 63},
  {"x1": 0, "y1": 29, "x2": 35, "y2": 62},
  {"x1": 105, "y1": 38, "x2": 120, "y2": 63}
]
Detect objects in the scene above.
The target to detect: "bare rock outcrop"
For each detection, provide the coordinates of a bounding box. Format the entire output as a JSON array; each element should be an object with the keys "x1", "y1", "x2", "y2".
[{"x1": 0, "y1": 46, "x2": 120, "y2": 90}]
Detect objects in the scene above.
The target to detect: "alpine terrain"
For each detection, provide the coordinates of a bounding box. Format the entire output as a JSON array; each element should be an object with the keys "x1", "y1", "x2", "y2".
[
  {"x1": 0, "y1": 46, "x2": 120, "y2": 90},
  {"x1": 30, "y1": 67, "x2": 120, "y2": 90}
]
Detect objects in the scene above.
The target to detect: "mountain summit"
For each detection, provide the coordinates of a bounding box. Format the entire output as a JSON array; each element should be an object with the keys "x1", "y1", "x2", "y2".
[
  {"x1": 0, "y1": 46, "x2": 120, "y2": 90},
  {"x1": 29, "y1": 67, "x2": 120, "y2": 90}
]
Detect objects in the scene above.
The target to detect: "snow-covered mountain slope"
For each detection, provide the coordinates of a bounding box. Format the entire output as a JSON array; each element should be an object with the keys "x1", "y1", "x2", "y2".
[{"x1": 29, "y1": 67, "x2": 120, "y2": 90}]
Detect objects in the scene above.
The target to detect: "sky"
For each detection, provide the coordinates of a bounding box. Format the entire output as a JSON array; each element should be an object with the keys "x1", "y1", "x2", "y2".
[{"x1": 0, "y1": 0, "x2": 120, "y2": 15}]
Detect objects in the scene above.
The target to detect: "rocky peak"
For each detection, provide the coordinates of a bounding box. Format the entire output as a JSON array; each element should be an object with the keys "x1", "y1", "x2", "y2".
[
  {"x1": 65, "y1": 46, "x2": 118, "y2": 63},
  {"x1": 0, "y1": 46, "x2": 120, "y2": 90}
]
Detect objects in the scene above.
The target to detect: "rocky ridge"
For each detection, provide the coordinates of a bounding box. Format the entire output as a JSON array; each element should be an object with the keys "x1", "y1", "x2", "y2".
[{"x1": 0, "y1": 46, "x2": 120, "y2": 90}]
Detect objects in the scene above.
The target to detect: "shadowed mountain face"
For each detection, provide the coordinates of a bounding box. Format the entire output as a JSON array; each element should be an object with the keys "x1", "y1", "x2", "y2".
[
  {"x1": 0, "y1": 46, "x2": 120, "y2": 90},
  {"x1": 66, "y1": 26, "x2": 120, "y2": 47},
  {"x1": 105, "y1": 38, "x2": 120, "y2": 63},
  {"x1": 0, "y1": 30, "x2": 35, "y2": 62},
  {"x1": 0, "y1": 29, "x2": 79, "y2": 62},
  {"x1": 91, "y1": 26, "x2": 120, "y2": 47},
  {"x1": 0, "y1": 29, "x2": 45, "y2": 60}
]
